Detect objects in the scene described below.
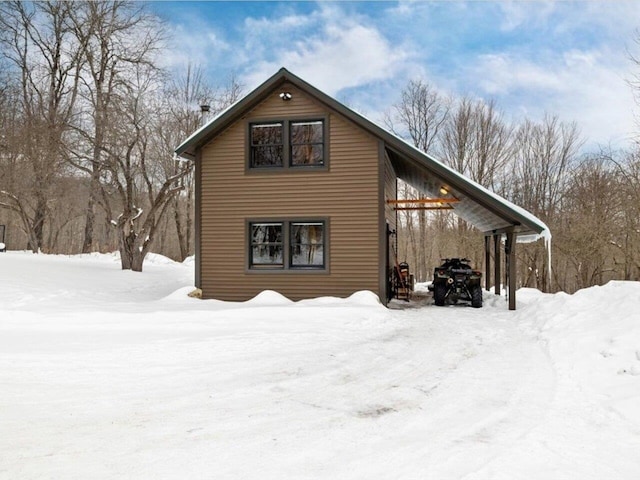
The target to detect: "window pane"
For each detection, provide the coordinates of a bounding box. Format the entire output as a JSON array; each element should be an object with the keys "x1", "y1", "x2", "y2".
[
  {"x1": 251, "y1": 223, "x2": 283, "y2": 267},
  {"x1": 290, "y1": 120, "x2": 324, "y2": 167},
  {"x1": 251, "y1": 123, "x2": 283, "y2": 168},
  {"x1": 291, "y1": 145, "x2": 323, "y2": 166},
  {"x1": 290, "y1": 222, "x2": 324, "y2": 268},
  {"x1": 291, "y1": 121, "x2": 323, "y2": 144},
  {"x1": 251, "y1": 123, "x2": 283, "y2": 145},
  {"x1": 252, "y1": 145, "x2": 283, "y2": 167},
  {"x1": 291, "y1": 245, "x2": 324, "y2": 266},
  {"x1": 252, "y1": 246, "x2": 283, "y2": 266}
]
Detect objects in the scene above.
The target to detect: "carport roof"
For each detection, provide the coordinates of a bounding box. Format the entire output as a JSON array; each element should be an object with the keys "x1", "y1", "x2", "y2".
[{"x1": 176, "y1": 68, "x2": 549, "y2": 239}]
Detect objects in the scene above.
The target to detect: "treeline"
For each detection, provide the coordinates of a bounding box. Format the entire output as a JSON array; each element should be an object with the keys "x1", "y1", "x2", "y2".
[
  {"x1": 385, "y1": 79, "x2": 640, "y2": 293},
  {"x1": 1, "y1": 1, "x2": 638, "y2": 293},
  {"x1": 0, "y1": 1, "x2": 240, "y2": 270}
]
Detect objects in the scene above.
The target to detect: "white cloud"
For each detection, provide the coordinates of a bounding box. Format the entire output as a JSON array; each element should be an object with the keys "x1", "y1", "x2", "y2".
[
  {"x1": 467, "y1": 48, "x2": 636, "y2": 148},
  {"x1": 499, "y1": 1, "x2": 557, "y2": 32},
  {"x1": 475, "y1": 53, "x2": 562, "y2": 94},
  {"x1": 158, "y1": 22, "x2": 231, "y2": 71},
  {"x1": 241, "y1": 8, "x2": 412, "y2": 97},
  {"x1": 153, "y1": 1, "x2": 640, "y2": 150},
  {"x1": 244, "y1": 12, "x2": 314, "y2": 32}
]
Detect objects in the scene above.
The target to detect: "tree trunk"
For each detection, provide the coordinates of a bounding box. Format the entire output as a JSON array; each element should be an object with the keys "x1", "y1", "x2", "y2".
[
  {"x1": 82, "y1": 177, "x2": 98, "y2": 253},
  {"x1": 173, "y1": 196, "x2": 188, "y2": 261},
  {"x1": 131, "y1": 249, "x2": 145, "y2": 272},
  {"x1": 32, "y1": 195, "x2": 47, "y2": 253},
  {"x1": 119, "y1": 229, "x2": 135, "y2": 270}
]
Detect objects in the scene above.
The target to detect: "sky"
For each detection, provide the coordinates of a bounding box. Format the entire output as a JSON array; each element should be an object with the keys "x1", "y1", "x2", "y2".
[{"x1": 149, "y1": 1, "x2": 640, "y2": 151}]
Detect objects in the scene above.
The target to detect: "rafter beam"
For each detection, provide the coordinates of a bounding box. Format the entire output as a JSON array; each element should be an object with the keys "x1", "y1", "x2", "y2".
[
  {"x1": 387, "y1": 198, "x2": 460, "y2": 204},
  {"x1": 393, "y1": 206, "x2": 454, "y2": 211}
]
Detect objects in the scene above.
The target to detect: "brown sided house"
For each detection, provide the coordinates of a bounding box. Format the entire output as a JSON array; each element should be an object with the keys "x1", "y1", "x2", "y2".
[{"x1": 176, "y1": 68, "x2": 548, "y2": 309}]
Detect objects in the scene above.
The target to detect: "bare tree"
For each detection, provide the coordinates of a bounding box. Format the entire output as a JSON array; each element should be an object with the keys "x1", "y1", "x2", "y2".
[
  {"x1": 92, "y1": 62, "x2": 186, "y2": 271},
  {"x1": 608, "y1": 148, "x2": 640, "y2": 280},
  {"x1": 510, "y1": 114, "x2": 582, "y2": 291},
  {"x1": 0, "y1": 1, "x2": 86, "y2": 252},
  {"x1": 155, "y1": 67, "x2": 242, "y2": 261},
  {"x1": 384, "y1": 79, "x2": 450, "y2": 154},
  {"x1": 510, "y1": 115, "x2": 582, "y2": 219},
  {"x1": 441, "y1": 97, "x2": 512, "y2": 190},
  {"x1": 66, "y1": 0, "x2": 163, "y2": 253},
  {"x1": 629, "y1": 29, "x2": 640, "y2": 136},
  {"x1": 555, "y1": 154, "x2": 620, "y2": 290},
  {"x1": 385, "y1": 79, "x2": 450, "y2": 280}
]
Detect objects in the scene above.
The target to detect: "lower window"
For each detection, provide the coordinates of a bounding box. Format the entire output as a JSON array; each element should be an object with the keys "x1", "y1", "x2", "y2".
[
  {"x1": 249, "y1": 220, "x2": 326, "y2": 270},
  {"x1": 250, "y1": 223, "x2": 283, "y2": 268}
]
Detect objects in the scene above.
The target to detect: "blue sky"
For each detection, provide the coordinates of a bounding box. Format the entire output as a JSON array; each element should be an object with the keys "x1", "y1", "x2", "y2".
[{"x1": 150, "y1": 1, "x2": 640, "y2": 150}]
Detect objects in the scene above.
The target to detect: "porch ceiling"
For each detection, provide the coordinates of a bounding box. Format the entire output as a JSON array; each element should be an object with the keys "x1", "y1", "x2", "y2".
[{"x1": 385, "y1": 147, "x2": 542, "y2": 236}]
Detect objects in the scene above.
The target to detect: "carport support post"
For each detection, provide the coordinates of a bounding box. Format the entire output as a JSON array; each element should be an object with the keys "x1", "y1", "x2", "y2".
[
  {"x1": 484, "y1": 236, "x2": 491, "y2": 291},
  {"x1": 494, "y1": 234, "x2": 501, "y2": 295},
  {"x1": 506, "y1": 231, "x2": 517, "y2": 310}
]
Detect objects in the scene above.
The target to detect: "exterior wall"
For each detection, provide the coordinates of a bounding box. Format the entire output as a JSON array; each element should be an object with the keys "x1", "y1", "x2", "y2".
[
  {"x1": 381, "y1": 151, "x2": 398, "y2": 302},
  {"x1": 384, "y1": 152, "x2": 397, "y2": 232},
  {"x1": 199, "y1": 82, "x2": 382, "y2": 301}
]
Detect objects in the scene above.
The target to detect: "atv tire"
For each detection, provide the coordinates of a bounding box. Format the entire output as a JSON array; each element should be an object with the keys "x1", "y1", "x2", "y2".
[
  {"x1": 433, "y1": 283, "x2": 447, "y2": 306},
  {"x1": 471, "y1": 285, "x2": 483, "y2": 308}
]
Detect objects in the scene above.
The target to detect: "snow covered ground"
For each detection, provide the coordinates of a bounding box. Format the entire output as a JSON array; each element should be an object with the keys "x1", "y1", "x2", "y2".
[{"x1": 1, "y1": 251, "x2": 639, "y2": 479}]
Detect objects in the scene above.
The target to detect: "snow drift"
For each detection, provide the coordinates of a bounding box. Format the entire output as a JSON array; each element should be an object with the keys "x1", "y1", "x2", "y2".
[{"x1": 0, "y1": 251, "x2": 639, "y2": 479}]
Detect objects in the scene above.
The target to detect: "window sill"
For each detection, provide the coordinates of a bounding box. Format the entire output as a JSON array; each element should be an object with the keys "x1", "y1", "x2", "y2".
[
  {"x1": 245, "y1": 165, "x2": 329, "y2": 174},
  {"x1": 246, "y1": 267, "x2": 329, "y2": 274}
]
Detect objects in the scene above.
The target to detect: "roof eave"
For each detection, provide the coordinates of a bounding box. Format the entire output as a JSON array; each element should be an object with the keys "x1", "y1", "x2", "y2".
[
  {"x1": 174, "y1": 67, "x2": 548, "y2": 238},
  {"x1": 174, "y1": 67, "x2": 293, "y2": 159}
]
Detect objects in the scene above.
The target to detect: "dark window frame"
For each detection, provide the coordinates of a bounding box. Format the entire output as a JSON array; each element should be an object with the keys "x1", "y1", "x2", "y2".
[
  {"x1": 247, "y1": 218, "x2": 329, "y2": 272},
  {"x1": 246, "y1": 116, "x2": 329, "y2": 172}
]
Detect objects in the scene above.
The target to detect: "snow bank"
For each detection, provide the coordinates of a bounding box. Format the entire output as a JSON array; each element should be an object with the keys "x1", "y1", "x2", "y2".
[
  {"x1": 244, "y1": 289, "x2": 295, "y2": 306},
  {"x1": 530, "y1": 281, "x2": 640, "y2": 424},
  {"x1": 144, "y1": 252, "x2": 179, "y2": 265},
  {"x1": 345, "y1": 290, "x2": 383, "y2": 306},
  {"x1": 1, "y1": 253, "x2": 640, "y2": 479}
]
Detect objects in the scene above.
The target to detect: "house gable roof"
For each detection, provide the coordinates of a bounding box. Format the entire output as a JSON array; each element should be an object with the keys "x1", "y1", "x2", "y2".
[{"x1": 175, "y1": 68, "x2": 548, "y2": 238}]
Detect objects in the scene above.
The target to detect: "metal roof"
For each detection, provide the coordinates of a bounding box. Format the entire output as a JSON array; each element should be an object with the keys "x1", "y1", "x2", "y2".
[{"x1": 175, "y1": 68, "x2": 548, "y2": 237}]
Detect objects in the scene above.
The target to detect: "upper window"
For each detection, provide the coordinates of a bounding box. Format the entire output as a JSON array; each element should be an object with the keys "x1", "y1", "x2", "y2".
[
  {"x1": 290, "y1": 121, "x2": 324, "y2": 167},
  {"x1": 249, "y1": 119, "x2": 326, "y2": 170}
]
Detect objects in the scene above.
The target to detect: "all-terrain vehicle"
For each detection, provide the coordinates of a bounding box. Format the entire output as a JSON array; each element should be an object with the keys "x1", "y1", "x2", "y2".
[{"x1": 428, "y1": 258, "x2": 483, "y2": 308}]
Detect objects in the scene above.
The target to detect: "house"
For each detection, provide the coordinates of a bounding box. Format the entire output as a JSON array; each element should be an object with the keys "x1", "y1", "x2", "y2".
[{"x1": 175, "y1": 68, "x2": 548, "y2": 309}]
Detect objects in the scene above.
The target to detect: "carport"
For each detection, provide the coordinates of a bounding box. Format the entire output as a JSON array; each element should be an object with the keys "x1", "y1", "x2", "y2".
[{"x1": 381, "y1": 139, "x2": 549, "y2": 311}]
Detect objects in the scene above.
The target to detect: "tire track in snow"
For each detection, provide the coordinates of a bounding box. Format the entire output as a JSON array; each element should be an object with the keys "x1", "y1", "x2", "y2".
[{"x1": 329, "y1": 302, "x2": 559, "y2": 480}]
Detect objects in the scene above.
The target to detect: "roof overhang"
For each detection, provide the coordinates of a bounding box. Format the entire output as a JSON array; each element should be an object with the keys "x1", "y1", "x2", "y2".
[{"x1": 176, "y1": 68, "x2": 549, "y2": 240}]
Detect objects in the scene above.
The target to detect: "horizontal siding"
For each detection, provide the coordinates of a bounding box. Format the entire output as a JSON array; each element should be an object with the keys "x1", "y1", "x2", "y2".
[{"x1": 200, "y1": 83, "x2": 382, "y2": 301}]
